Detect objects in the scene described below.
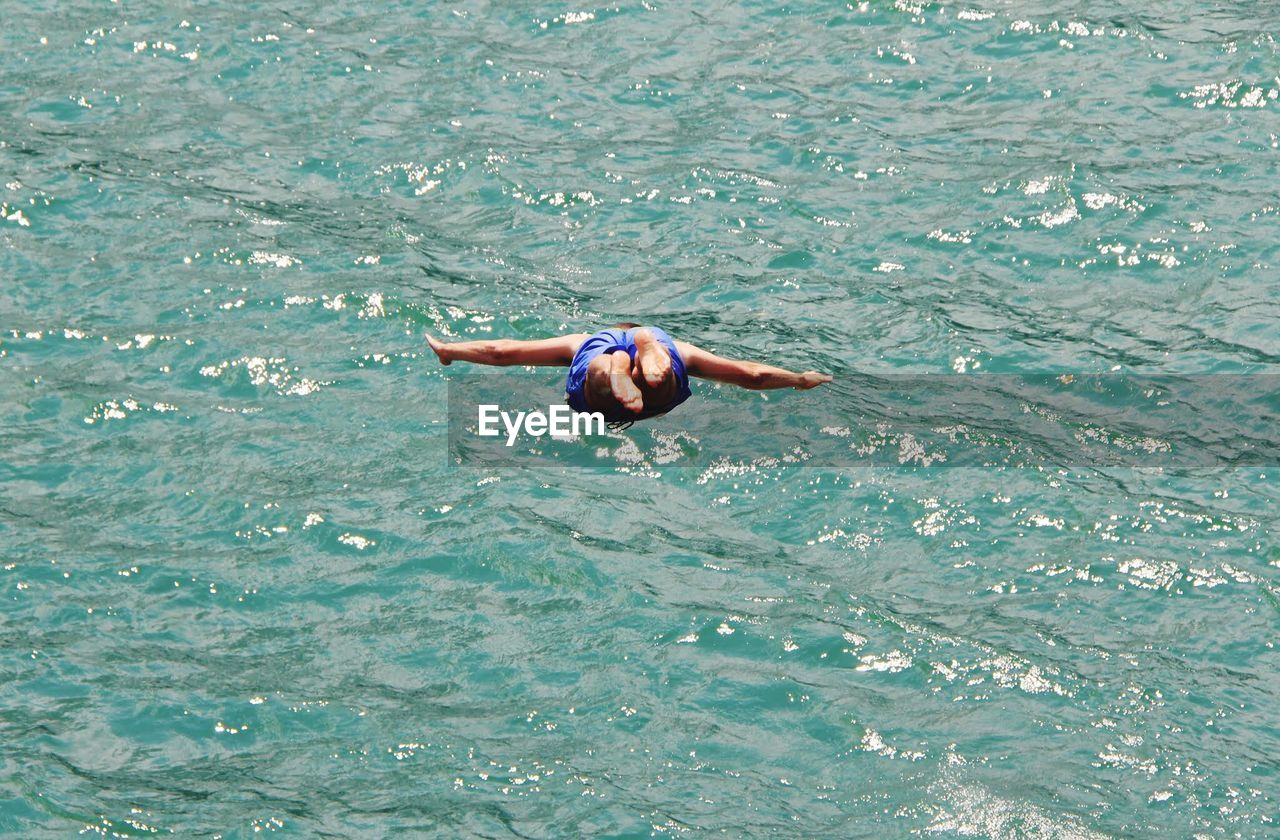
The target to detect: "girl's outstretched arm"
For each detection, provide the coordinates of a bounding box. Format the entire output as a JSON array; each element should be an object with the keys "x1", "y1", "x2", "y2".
[
  {"x1": 428, "y1": 333, "x2": 590, "y2": 367},
  {"x1": 675, "y1": 341, "x2": 831, "y2": 390}
]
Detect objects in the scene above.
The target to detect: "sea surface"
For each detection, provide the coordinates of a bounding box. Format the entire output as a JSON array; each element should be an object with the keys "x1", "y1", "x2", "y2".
[{"x1": 3, "y1": 1, "x2": 1280, "y2": 836}]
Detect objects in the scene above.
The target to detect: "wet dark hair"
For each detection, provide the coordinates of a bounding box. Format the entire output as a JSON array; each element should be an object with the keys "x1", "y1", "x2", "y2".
[{"x1": 612, "y1": 322, "x2": 641, "y2": 329}]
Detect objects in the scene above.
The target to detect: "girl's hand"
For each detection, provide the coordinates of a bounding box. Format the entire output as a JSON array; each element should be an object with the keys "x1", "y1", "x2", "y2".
[{"x1": 795, "y1": 371, "x2": 832, "y2": 389}]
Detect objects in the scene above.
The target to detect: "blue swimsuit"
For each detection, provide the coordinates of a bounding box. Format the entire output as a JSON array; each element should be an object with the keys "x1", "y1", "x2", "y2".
[{"x1": 565, "y1": 327, "x2": 693, "y2": 422}]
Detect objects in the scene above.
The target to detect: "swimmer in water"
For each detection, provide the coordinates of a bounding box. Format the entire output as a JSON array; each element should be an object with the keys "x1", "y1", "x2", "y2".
[{"x1": 427, "y1": 324, "x2": 832, "y2": 423}]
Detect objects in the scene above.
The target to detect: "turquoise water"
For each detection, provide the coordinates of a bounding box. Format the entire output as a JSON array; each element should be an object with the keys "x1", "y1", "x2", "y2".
[{"x1": 4, "y1": 1, "x2": 1280, "y2": 836}]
